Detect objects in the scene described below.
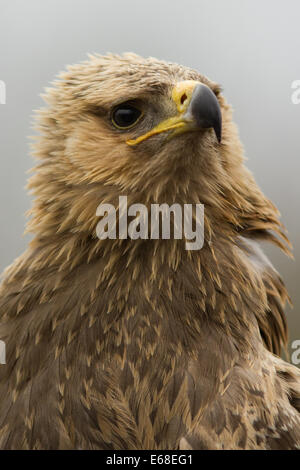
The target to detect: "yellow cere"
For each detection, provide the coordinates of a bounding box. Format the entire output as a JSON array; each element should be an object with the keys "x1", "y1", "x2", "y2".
[{"x1": 126, "y1": 80, "x2": 199, "y2": 146}]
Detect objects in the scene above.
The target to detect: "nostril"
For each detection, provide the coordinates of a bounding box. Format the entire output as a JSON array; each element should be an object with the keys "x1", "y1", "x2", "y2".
[{"x1": 180, "y1": 93, "x2": 187, "y2": 105}]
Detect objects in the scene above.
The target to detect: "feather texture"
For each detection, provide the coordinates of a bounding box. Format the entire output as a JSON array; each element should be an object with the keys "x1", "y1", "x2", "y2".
[{"x1": 0, "y1": 53, "x2": 299, "y2": 449}]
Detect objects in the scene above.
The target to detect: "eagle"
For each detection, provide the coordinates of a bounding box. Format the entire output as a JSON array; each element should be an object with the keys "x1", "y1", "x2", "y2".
[{"x1": 0, "y1": 53, "x2": 299, "y2": 450}]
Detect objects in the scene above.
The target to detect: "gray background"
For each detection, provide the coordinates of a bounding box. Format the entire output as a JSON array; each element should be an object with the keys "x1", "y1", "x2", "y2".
[{"x1": 0, "y1": 0, "x2": 299, "y2": 356}]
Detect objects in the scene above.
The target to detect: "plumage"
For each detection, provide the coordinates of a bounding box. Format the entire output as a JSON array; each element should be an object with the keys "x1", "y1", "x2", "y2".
[{"x1": 0, "y1": 53, "x2": 299, "y2": 449}]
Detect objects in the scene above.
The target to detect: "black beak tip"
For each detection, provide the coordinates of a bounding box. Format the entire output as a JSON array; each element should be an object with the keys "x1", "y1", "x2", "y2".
[{"x1": 189, "y1": 83, "x2": 222, "y2": 143}]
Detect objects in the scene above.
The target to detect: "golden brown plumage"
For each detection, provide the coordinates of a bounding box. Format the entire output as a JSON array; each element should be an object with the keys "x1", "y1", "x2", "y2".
[{"x1": 0, "y1": 53, "x2": 299, "y2": 449}]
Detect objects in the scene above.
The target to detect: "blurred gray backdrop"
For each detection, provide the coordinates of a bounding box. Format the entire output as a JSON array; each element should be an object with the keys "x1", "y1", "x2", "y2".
[{"x1": 0, "y1": 0, "x2": 299, "y2": 356}]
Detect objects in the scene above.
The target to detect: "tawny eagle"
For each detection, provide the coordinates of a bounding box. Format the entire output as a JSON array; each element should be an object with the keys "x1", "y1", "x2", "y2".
[{"x1": 0, "y1": 53, "x2": 299, "y2": 450}]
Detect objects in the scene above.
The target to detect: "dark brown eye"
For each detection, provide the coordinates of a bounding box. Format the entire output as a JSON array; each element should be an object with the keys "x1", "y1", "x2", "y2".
[{"x1": 112, "y1": 104, "x2": 142, "y2": 129}]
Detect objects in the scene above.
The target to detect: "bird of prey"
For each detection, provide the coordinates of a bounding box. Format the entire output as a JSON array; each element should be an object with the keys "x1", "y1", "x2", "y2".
[{"x1": 0, "y1": 53, "x2": 299, "y2": 450}]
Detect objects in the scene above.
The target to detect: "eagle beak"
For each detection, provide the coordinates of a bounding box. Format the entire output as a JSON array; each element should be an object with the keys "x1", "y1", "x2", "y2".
[{"x1": 126, "y1": 80, "x2": 222, "y2": 146}]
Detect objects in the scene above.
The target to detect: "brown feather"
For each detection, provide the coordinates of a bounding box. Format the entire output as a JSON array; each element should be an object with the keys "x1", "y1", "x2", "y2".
[{"x1": 0, "y1": 53, "x2": 299, "y2": 449}]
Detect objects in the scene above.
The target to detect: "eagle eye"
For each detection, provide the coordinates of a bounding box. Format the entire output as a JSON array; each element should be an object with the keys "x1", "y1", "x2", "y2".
[{"x1": 112, "y1": 104, "x2": 142, "y2": 130}]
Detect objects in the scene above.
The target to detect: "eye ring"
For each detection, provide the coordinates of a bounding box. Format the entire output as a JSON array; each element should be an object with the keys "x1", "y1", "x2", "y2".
[{"x1": 111, "y1": 103, "x2": 143, "y2": 130}]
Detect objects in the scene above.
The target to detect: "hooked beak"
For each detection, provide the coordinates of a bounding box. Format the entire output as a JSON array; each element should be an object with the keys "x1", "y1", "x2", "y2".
[{"x1": 126, "y1": 80, "x2": 222, "y2": 146}]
